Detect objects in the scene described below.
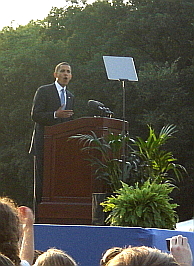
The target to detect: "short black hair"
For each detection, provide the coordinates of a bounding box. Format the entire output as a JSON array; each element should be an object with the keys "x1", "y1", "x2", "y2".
[{"x1": 54, "y1": 62, "x2": 71, "y2": 73}]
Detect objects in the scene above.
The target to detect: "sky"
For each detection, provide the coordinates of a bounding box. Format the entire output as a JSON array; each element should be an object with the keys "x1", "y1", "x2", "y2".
[{"x1": 0, "y1": 0, "x2": 72, "y2": 30}]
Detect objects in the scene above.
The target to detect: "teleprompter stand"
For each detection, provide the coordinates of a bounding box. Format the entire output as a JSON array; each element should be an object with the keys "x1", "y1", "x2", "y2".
[{"x1": 103, "y1": 56, "x2": 138, "y2": 180}]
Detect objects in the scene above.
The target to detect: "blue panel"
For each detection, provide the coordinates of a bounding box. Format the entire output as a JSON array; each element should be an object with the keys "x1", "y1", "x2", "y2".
[
  {"x1": 34, "y1": 225, "x2": 194, "y2": 266},
  {"x1": 34, "y1": 225, "x2": 151, "y2": 266}
]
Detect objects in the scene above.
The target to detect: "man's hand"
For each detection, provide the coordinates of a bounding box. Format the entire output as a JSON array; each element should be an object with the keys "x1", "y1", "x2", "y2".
[
  {"x1": 55, "y1": 106, "x2": 74, "y2": 118},
  {"x1": 170, "y1": 235, "x2": 193, "y2": 266}
]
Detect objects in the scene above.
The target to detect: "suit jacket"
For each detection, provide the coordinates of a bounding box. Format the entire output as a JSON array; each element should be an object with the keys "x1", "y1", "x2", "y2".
[{"x1": 29, "y1": 83, "x2": 74, "y2": 156}]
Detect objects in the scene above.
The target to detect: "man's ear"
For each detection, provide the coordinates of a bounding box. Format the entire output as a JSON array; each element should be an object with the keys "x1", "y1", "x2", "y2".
[{"x1": 54, "y1": 72, "x2": 57, "y2": 78}]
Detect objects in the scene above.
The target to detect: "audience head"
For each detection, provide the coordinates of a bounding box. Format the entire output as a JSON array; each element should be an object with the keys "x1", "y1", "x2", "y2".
[
  {"x1": 0, "y1": 197, "x2": 21, "y2": 266},
  {"x1": 106, "y1": 246, "x2": 179, "y2": 266},
  {"x1": 0, "y1": 253, "x2": 15, "y2": 266},
  {"x1": 33, "y1": 248, "x2": 77, "y2": 266},
  {"x1": 100, "y1": 247, "x2": 124, "y2": 266},
  {"x1": 33, "y1": 250, "x2": 44, "y2": 265}
]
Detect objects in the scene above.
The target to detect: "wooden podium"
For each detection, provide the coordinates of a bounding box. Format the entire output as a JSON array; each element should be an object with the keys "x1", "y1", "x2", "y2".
[{"x1": 37, "y1": 117, "x2": 128, "y2": 224}]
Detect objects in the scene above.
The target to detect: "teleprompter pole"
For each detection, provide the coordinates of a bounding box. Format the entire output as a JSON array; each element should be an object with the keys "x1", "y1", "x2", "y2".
[{"x1": 121, "y1": 80, "x2": 128, "y2": 181}]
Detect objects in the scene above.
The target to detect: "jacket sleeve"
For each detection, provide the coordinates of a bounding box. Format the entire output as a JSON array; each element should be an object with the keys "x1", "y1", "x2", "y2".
[{"x1": 31, "y1": 86, "x2": 59, "y2": 126}]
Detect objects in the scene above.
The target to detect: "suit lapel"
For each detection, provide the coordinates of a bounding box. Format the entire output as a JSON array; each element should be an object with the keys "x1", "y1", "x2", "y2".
[
  {"x1": 50, "y1": 83, "x2": 61, "y2": 107},
  {"x1": 65, "y1": 90, "x2": 73, "y2": 110}
]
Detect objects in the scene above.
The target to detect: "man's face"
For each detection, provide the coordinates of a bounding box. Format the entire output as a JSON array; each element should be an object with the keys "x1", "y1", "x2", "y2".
[{"x1": 54, "y1": 65, "x2": 72, "y2": 87}]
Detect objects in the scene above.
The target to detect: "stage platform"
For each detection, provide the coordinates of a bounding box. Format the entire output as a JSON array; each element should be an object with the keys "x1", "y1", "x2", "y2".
[{"x1": 34, "y1": 224, "x2": 194, "y2": 266}]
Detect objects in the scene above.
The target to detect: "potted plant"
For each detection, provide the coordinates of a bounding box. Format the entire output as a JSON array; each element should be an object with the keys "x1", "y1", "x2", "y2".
[
  {"x1": 69, "y1": 124, "x2": 186, "y2": 189},
  {"x1": 69, "y1": 131, "x2": 135, "y2": 192},
  {"x1": 128, "y1": 124, "x2": 187, "y2": 184},
  {"x1": 101, "y1": 180, "x2": 178, "y2": 229},
  {"x1": 69, "y1": 124, "x2": 186, "y2": 226},
  {"x1": 69, "y1": 131, "x2": 135, "y2": 225}
]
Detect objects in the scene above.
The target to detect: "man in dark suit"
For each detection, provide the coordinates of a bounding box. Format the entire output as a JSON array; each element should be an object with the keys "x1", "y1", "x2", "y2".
[{"x1": 30, "y1": 62, "x2": 74, "y2": 204}]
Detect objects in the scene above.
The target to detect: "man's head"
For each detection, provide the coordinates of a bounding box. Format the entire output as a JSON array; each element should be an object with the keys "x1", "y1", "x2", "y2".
[{"x1": 54, "y1": 62, "x2": 72, "y2": 87}]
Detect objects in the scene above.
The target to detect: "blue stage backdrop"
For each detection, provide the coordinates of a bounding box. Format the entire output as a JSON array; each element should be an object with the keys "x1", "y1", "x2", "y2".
[{"x1": 34, "y1": 225, "x2": 194, "y2": 266}]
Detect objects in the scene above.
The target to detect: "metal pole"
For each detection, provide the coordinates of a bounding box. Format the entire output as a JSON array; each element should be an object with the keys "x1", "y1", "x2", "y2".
[
  {"x1": 122, "y1": 80, "x2": 126, "y2": 135},
  {"x1": 121, "y1": 80, "x2": 126, "y2": 181}
]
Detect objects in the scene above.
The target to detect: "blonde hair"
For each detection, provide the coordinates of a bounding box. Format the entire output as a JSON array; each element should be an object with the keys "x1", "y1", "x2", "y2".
[
  {"x1": 34, "y1": 248, "x2": 77, "y2": 266},
  {"x1": 100, "y1": 247, "x2": 124, "y2": 266},
  {"x1": 106, "y1": 246, "x2": 179, "y2": 266}
]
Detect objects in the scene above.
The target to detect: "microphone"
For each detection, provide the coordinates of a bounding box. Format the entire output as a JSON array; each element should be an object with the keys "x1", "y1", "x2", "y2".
[
  {"x1": 88, "y1": 100, "x2": 105, "y2": 110},
  {"x1": 88, "y1": 100, "x2": 114, "y2": 117}
]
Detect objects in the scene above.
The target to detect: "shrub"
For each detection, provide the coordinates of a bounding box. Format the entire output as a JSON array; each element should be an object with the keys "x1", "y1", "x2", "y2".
[{"x1": 101, "y1": 180, "x2": 178, "y2": 229}]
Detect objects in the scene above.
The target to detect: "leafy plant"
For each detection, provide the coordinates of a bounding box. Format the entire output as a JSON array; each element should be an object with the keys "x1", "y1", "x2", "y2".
[
  {"x1": 129, "y1": 124, "x2": 187, "y2": 184},
  {"x1": 69, "y1": 124, "x2": 187, "y2": 192},
  {"x1": 69, "y1": 131, "x2": 137, "y2": 191},
  {"x1": 101, "y1": 180, "x2": 178, "y2": 229}
]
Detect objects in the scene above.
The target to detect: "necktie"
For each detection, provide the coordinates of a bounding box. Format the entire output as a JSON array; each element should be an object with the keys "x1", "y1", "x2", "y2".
[{"x1": 60, "y1": 88, "x2": 65, "y2": 107}]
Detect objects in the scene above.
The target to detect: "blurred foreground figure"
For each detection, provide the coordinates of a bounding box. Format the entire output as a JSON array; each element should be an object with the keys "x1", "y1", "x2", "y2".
[
  {"x1": 0, "y1": 197, "x2": 34, "y2": 266},
  {"x1": 0, "y1": 253, "x2": 15, "y2": 266},
  {"x1": 33, "y1": 248, "x2": 77, "y2": 266},
  {"x1": 102, "y1": 235, "x2": 192, "y2": 266}
]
